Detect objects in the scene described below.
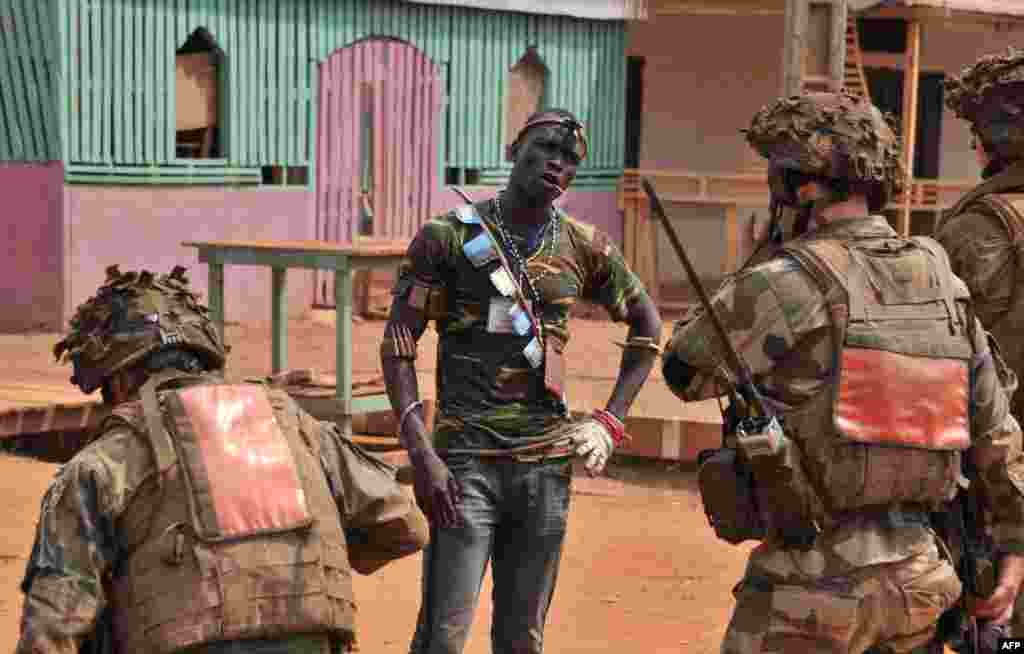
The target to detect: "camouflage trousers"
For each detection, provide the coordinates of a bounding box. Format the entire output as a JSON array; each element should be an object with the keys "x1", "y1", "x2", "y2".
[{"x1": 721, "y1": 548, "x2": 961, "y2": 653}]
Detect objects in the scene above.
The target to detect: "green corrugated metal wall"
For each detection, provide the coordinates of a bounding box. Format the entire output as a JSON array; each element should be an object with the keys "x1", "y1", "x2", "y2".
[
  {"x1": 0, "y1": 0, "x2": 627, "y2": 178},
  {"x1": 0, "y1": 0, "x2": 62, "y2": 161}
]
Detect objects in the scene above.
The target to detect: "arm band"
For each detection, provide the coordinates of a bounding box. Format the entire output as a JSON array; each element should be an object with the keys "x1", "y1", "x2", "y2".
[
  {"x1": 398, "y1": 400, "x2": 424, "y2": 436},
  {"x1": 380, "y1": 325, "x2": 418, "y2": 360}
]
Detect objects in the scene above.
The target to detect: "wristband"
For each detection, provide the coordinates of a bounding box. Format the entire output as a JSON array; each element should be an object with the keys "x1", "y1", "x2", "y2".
[
  {"x1": 592, "y1": 409, "x2": 629, "y2": 448},
  {"x1": 398, "y1": 400, "x2": 424, "y2": 436}
]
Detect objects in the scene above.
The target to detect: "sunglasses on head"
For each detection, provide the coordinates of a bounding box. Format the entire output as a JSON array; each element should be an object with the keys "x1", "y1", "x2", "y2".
[{"x1": 514, "y1": 116, "x2": 589, "y2": 162}]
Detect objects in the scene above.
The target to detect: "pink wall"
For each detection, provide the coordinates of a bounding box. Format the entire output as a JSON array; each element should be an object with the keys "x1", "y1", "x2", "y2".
[
  {"x1": 431, "y1": 186, "x2": 623, "y2": 246},
  {"x1": 0, "y1": 163, "x2": 64, "y2": 332},
  {"x1": 63, "y1": 187, "x2": 315, "y2": 327}
]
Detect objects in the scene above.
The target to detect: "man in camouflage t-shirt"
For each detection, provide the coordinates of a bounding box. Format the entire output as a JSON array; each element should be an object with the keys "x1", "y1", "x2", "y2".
[{"x1": 380, "y1": 109, "x2": 662, "y2": 654}]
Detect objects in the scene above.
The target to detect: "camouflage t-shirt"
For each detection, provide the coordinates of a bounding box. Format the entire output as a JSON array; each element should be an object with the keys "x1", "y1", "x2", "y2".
[
  {"x1": 663, "y1": 216, "x2": 1024, "y2": 573},
  {"x1": 394, "y1": 199, "x2": 647, "y2": 450}
]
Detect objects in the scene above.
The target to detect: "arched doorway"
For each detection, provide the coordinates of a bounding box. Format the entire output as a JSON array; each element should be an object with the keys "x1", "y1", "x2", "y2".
[{"x1": 315, "y1": 38, "x2": 443, "y2": 306}]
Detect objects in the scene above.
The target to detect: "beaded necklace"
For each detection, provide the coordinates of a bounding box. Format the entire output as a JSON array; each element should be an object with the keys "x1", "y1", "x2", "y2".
[{"x1": 491, "y1": 189, "x2": 559, "y2": 309}]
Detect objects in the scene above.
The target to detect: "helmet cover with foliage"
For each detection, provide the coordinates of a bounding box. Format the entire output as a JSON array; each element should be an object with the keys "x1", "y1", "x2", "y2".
[
  {"x1": 54, "y1": 265, "x2": 227, "y2": 394},
  {"x1": 945, "y1": 47, "x2": 1024, "y2": 166},
  {"x1": 744, "y1": 92, "x2": 904, "y2": 212}
]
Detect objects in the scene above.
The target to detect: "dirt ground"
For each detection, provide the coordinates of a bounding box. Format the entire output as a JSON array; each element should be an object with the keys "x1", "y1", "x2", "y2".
[{"x1": 0, "y1": 316, "x2": 751, "y2": 653}]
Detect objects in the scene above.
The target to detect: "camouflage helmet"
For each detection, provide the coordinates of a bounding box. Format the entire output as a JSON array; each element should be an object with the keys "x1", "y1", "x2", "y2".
[
  {"x1": 744, "y1": 92, "x2": 904, "y2": 211},
  {"x1": 945, "y1": 48, "x2": 1024, "y2": 165},
  {"x1": 54, "y1": 265, "x2": 227, "y2": 394}
]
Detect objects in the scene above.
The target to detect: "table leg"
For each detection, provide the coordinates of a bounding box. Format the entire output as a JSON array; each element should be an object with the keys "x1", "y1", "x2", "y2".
[
  {"x1": 208, "y1": 263, "x2": 225, "y2": 345},
  {"x1": 271, "y1": 267, "x2": 288, "y2": 374},
  {"x1": 335, "y1": 265, "x2": 353, "y2": 439}
]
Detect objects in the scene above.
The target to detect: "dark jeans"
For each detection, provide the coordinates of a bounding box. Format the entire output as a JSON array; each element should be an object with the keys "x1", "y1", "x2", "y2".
[{"x1": 409, "y1": 456, "x2": 573, "y2": 654}]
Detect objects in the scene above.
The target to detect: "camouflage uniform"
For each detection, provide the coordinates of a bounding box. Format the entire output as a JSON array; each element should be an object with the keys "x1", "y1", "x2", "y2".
[
  {"x1": 394, "y1": 200, "x2": 647, "y2": 450},
  {"x1": 16, "y1": 268, "x2": 428, "y2": 654},
  {"x1": 664, "y1": 93, "x2": 1024, "y2": 653},
  {"x1": 394, "y1": 200, "x2": 649, "y2": 654},
  {"x1": 935, "y1": 49, "x2": 1024, "y2": 639}
]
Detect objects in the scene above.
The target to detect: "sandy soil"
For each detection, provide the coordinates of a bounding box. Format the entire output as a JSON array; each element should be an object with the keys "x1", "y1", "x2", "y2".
[
  {"x1": 0, "y1": 315, "x2": 749, "y2": 652},
  {"x1": 0, "y1": 453, "x2": 753, "y2": 653}
]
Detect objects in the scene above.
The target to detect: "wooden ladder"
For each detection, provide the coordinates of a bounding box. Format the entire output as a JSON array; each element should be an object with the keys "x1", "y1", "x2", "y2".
[{"x1": 843, "y1": 13, "x2": 871, "y2": 100}]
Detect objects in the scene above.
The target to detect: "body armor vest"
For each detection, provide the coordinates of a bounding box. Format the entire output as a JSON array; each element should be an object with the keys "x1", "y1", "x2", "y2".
[
  {"x1": 101, "y1": 382, "x2": 354, "y2": 654},
  {"x1": 943, "y1": 191, "x2": 1024, "y2": 415},
  {"x1": 780, "y1": 233, "x2": 973, "y2": 516}
]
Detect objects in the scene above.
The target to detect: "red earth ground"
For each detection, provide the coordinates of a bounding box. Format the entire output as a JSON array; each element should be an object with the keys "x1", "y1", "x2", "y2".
[{"x1": 0, "y1": 315, "x2": 752, "y2": 653}]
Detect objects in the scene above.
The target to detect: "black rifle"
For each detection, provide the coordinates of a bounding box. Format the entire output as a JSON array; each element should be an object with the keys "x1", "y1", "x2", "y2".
[
  {"x1": 934, "y1": 465, "x2": 1004, "y2": 654},
  {"x1": 642, "y1": 178, "x2": 780, "y2": 441}
]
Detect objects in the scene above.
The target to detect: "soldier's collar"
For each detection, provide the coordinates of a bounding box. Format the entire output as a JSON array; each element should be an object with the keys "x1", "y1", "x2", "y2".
[{"x1": 806, "y1": 215, "x2": 896, "y2": 240}]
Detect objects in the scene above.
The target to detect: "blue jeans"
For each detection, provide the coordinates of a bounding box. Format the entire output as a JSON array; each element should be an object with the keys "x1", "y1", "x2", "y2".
[{"x1": 409, "y1": 456, "x2": 573, "y2": 654}]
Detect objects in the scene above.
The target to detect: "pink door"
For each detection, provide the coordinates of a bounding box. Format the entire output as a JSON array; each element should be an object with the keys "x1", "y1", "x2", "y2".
[{"x1": 315, "y1": 38, "x2": 443, "y2": 307}]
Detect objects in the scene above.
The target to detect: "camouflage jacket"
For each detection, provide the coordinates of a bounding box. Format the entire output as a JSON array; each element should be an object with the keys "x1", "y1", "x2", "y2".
[
  {"x1": 394, "y1": 199, "x2": 648, "y2": 450},
  {"x1": 935, "y1": 161, "x2": 1024, "y2": 417},
  {"x1": 16, "y1": 384, "x2": 427, "y2": 654},
  {"x1": 663, "y1": 216, "x2": 1024, "y2": 576}
]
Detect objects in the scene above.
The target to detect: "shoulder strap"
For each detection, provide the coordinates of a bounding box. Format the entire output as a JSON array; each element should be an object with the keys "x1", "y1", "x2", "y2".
[
  {"x1": 973, "y1": 194, "x2": 1024, "y2": 243},
  {"x1": 781, "y1": 238, "x2": 851, "y2": 339},
  {"x1": 138, "y1": 370, "x2": 204, "y2": 483}
]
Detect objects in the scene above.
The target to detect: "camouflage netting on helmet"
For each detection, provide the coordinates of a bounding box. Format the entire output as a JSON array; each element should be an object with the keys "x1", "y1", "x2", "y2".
[
  {"x1": 744, "y1": 92, "x2": 904, "y2": 196},
  {"x1": 54, "y1": 265, "x2": 228, "y2": 394},
  {"x1": 945, "y1": 47, "x2": 1024, "y2": 122},
  {"x1": 945, "y1": 48, "x2": 1024, "y2": 167}
]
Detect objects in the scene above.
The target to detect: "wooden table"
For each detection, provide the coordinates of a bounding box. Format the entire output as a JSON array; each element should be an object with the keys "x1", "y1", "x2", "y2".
[{"x1": 182, "y1": 238, "x2": 409, "y2": 436}]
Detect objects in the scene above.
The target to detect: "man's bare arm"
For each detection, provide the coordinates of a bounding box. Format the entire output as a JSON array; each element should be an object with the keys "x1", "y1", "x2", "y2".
[
  {"x1": 380, "y1": 298, "x2": 432, "y2": 457},
  {"x1": 604, "y1": 293, "x2": 662, "y2": 421},
  {"x1": 380, "y1": 296, "x2": 462, "y2": 528}
]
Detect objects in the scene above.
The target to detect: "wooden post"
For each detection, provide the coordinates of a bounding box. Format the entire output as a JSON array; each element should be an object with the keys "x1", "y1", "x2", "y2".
[
  {"x1": 828, "y1": 0, "x2": 848, "y2": 92},
  {"x1": 271, "y1": 267, "x2": 288, "y2": 374},
  {"x1": 335, "y1": 265, "x2": 353, "y2": 439},
  {"x1": 899, "y1": 20, "x2": 921, "y2": 237},
  {"x1": 207, "y1": 262, "x2": 225, "y2": 346},
  {"x1": 723, "y1": 205, "x2": 739, "y2": 275},
  {"x1": 782, "y1": 0, "x2": 809, "y2": 97}
]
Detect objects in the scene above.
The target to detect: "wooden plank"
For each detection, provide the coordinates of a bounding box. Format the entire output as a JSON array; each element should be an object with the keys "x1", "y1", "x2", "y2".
[
  {"x1": 185, "y1": 238, "x2": 410, "y2": 256},
  {"x1": 899, "y1": 19, "x2": 921, "y2": 237}
]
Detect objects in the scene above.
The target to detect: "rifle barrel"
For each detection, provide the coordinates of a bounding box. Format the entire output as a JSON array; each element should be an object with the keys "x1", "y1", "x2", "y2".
[{"x1": 641, "y1": 178, "x2": 762, "y2": 412}]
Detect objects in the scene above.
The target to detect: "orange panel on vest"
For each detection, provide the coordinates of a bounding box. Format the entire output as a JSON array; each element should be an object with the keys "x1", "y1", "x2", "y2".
[
  {"x1": 177, "y1": 385, "x2": 313, "y2": 538},
  {"x1": 836, "y1": 348, "x2": 970, "y2": 450}
]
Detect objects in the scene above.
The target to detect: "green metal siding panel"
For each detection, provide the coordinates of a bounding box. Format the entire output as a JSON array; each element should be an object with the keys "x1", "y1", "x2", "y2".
[
  {"x1": 49, "y1": 0, "x2": 625, "y2": 178},
  {"x1": 8, "y1": 0, "x2": 62, "y2": 161}
]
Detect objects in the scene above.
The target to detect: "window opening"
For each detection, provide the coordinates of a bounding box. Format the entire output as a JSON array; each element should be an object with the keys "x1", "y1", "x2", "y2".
[{"x1": 176, "y1": 27, "x2": 223, "y2": 159}]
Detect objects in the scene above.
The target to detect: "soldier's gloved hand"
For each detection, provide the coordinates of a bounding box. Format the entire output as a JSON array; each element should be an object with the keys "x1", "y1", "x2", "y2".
[
  {"x1": 409, "y1": 449, "x2": 463, "y2": 529},
  {"x1": 972, "y1": 553, "x2": 1024, "y2": 624}
]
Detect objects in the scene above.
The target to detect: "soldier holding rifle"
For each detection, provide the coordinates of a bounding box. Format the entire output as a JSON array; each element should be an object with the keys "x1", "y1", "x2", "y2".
[{"x1": 659, "y1": 92, "x2": 1024, "y2": 654}]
